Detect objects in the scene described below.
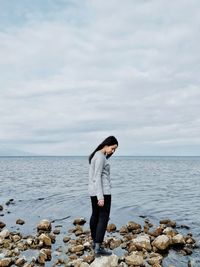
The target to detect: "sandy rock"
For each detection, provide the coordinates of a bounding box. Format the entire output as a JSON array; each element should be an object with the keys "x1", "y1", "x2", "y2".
[
  {"x1": 132, "y1": 234, "x2": 152, "y2": 251},
  {"x1": 38, "y1": 233, "x2": 52, "y2": 246},
  {"x1": 73, "y1": 218, "x2": 86, "y2": 225},
  {"x1": 125, "y1": 251, "x2": 144, "y2": 265},
  {"x1": 152, "y1": 235, "x2": 170, "y2": 250},
  {"x1": 90, "y1": 254, "x2": 118, "y2": 267},
  {"x1": 37, "y1": 219, "x2": 51, "y2": 232},
  {"x1": 0, "y1": 258, "x2": 12, "y2": 267},
  {"x1": 172, "y1": 234, "x2": 185, "y2": 245},
  {"x1": 107, "y1": 223, "x2": 117, "y2": 232}
]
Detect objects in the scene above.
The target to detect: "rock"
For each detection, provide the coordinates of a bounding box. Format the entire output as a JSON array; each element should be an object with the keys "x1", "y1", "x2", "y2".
[
  {"x1": 110, "y1": 238, "x2": 122, "y2": 249},
  {"x1": 0, "y1": 258, "x2": 12, "y2": 267},
  {"x1": 107, "y1": 223, "x2": 117, "y2": 232},
  {"x1": 90, "y1": 254, "x2": 118, "y2": 267},
  {"x1": 37, "y1": 250, "x2": 47, "y2": 264},
  {"x1": 0, "y1": 205, "x2": 3, "y2": 211},
  {"x1": 12, "y1": 234, "x2": 21, "y2": 242},
  {"x1": 159, "y1": 219, "x2": 176, "y2": 228},
  {"x1": 16, "y1": 219, "x2": 25, "y2": 225},
  {"x1": 15, "y1": 257, "x2": 26, "y2": 266},
  {"x1": 80, "y1": 263, "x2": 90, "y2": 267},
  {"x1": 125, "y1": 251, "x2": 144, "y2": 266},
  {"x1": 119, "y1": 225, "x2": 129, "y2": 235},
  {"x1": 132, "y1": 234, "x2": 152, "y2": 251},
  {"x1": 185, "y1": 236, "x2": 196, "y2": 244},
  {"x1": 147, "y1": 252, "x2": 163, "y2": 265},
  {"x1": 40, "y1": 248, "x2": 52, "y2": 261},
  {"x1": 0, "y1": 221, "x2": 5, "y2": 229},
  {"x1": 0, "y1": 229, "x2": 10, "y2": 239},
  {"x1": 127, "y1": 221, "x2": 141, "y2": 231},
  {"x1": 63, "y1": 236, "x2": 71, "y2": 243},
  {"x1": 37, "y1": 219, "x2": 51, "y2": 232},
  {"x1": 149, "y1": 226, "x2": 163, "y2": 237},
  {"x1": 68, "y1": 245, "x2": 84, "y2": 253},
  {"x1": 73, "y1": 218, "x2": 86, "y2": 225},
  {"x1": 82, "y1": 254, "x2": 94, "y2": 264},
  {"x1": 172, "y1": 234, "x2": 185, "y2": 245},
  {"x1": 152, "y1": 235, "x2": 170, "y2": 250},
  {"x1": 38, "y1": 233, "x2": 52, "y2": 246},
  {"x1": 163, "y1": 227, "x2": 177, "y2": 237},
  {"x1": 53, "y1": 229, "x2": 60, "y2": 235}
]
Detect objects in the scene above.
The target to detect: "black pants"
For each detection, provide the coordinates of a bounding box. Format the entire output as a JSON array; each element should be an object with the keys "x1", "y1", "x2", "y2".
[{"x1": 89, "y1": 195, "x2": 111, "y2": 243}]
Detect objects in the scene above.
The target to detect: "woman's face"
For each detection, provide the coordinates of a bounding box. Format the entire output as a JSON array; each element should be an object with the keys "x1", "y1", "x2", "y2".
[{"x1": 105, "y1": 144, "x2": 118, "y2": 155}]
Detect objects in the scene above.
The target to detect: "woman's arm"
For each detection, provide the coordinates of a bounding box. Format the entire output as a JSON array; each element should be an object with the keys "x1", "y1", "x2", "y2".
[{"x1": 94, "y1": 154, "x2": 105, "y2": 202}]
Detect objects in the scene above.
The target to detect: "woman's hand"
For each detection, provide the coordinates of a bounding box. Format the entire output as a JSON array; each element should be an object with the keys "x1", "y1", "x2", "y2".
[{"x1": 98, "y1": 199, "x2": 104, "y2": 206}]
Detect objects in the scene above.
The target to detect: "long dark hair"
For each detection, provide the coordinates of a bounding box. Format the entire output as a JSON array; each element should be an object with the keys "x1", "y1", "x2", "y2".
[{"x1": 88, "y1": 136, "x2": 118, "y2": 164}]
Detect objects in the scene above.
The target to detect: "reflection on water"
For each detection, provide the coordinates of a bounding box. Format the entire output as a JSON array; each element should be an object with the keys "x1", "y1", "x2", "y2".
[{"x1": 0, "y1": 156, "x2": 200, "y2": 266}]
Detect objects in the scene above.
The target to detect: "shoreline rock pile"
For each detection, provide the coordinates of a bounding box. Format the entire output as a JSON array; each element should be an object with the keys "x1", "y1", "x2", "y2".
[{"x1": 0, "y1": 203, "x2": 198, "y2": 267}]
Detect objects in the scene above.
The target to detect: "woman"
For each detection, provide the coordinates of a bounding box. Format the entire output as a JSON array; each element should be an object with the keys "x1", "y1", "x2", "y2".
[{"x1": 88, "y1": 136, "x2": 118, "y2": 256}]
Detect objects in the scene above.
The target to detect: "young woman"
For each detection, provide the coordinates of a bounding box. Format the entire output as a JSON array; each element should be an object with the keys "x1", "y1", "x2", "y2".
[{"x1": 88, "y1": 136, "x2": 118, "y2": 256}]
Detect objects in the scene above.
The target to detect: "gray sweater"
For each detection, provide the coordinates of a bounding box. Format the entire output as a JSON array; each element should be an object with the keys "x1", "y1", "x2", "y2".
[{"x1": 88, "y1": 150, "x2": 111, "y2": 200}]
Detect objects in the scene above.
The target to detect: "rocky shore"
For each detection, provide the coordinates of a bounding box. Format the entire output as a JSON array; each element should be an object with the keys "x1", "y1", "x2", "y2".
[{"x1": 0, "y1": 202, "x2": 198, "y2": 267}]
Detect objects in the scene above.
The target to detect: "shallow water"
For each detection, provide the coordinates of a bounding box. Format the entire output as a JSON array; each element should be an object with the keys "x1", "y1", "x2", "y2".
[{"x1": 0, "y1": 156, "x2": 199, "y2": 266}]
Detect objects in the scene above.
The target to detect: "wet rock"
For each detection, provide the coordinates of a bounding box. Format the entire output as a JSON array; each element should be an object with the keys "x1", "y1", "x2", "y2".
[
  {"x1": 147, "y1": 252, "x2": 163, "y2": 265},
  {"x1": 127, "y1": 221, "x2": 141, "y2": 231},
  {"x1": 38, "y1": 233, "x2": 52, "y2": 246},
  {"x1": 125, "y1": 251, "x2": 144, "y2": 266},
  {"x1": 132, "y1": 234, "x2": 152, "y2": 251},
  {"x1": 90, "y1": 254, "x2": 118, "y2": 267},
  {"x1": 0, "y1": 229, "x2": 10, "y2": 239},
  {"x1": 5, "y1": 199, "x2": 14, "y2": 206},
  {"x1": 172, "y1": 234, "x2": 185, "y2": 245},
  {"x1": 73, "y1": 218, "x2": 86, "y2": 225},
  {"x1": 0, "y1": 258, "x2": 12, "y2": 267},
  {"x1": 12, "y1": 234, "x2": 21, "y2": 242},
  {"x1": 40, "y1": 248, "x2": 52, "y2": 261},
  {"x1": 110, "y1": 237, "x2": 122, "y2": 249},
  {"x1": 152, "y1": 235, "x2": 170, "y2": 250},
  {"x1": 16, "y1": 219, "x2": 25, "y2": 225},
  {"x1": 148, "y1": 226, "x2": 163, "y2": 237},
  {"x1": 37, "y1": 219, "x2": 51, "y2": 232},
  {"x1": 15, "y1": 257, "x2": 26, "y2": 266},
  {"x1": 107, "y1": 223, "x2": 117, "y2": 232},
  {"x1": 159, "y1": 219, "x2": 176, "y2": 228},
  {"x1": 68, "y1": 244, "x2": 84, "y2": 253},
  {"x1": 119, "y1": 225, "x2": 129, "y2": 235},
  {"x1": 82, "y1": 254, "x2": 94, "y2": 264},
  {"x1": 163, "y1": 227, "x2": 177, "y2": 237},
  {"x1": 53, "y1": 228, "x2": 60, "y2": 235},
  {"x1": 0, "y1": 221, "x2": 5, "y2": 229},
  {"x1": 63, "y1": 236, "x2": 71, "y2": 243},
  {"x1": 37, "y1": 250, "x2": 47, "y2": 264},
  {"x1": 0, "y1": 205, "x2": 3, "y2": 211},
  {"x1": 185, "y1": 236, "x2": 196, "y2": 244}
]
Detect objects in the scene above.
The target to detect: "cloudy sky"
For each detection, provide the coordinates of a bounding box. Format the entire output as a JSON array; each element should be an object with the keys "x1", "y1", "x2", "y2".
[{"x1": 0, "y1": 0, "x2": 200, "y2": 156}]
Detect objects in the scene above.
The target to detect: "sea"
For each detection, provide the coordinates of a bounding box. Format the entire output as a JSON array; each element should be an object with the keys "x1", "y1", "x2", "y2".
[{"x1": 0, "y1": 156, "x2": 199, "y2": 266}]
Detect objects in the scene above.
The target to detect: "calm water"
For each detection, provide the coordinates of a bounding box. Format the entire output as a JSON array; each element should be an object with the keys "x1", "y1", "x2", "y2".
[{"x1": 0, "y1": 156, "x2": 199, "y2": 266}]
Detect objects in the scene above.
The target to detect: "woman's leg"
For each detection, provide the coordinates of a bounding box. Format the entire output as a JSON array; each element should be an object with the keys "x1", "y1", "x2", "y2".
[
  {"x1": 89, "y1": 196, "x2": 99, "y2": 242},
  {"x1": 95, "y1": 195, "x2": 111, "y2": 243}
]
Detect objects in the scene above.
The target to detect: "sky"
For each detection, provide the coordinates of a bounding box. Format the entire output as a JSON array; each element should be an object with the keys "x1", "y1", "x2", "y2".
[{"x1": 0, "y1": 0, "x2": 200, "y2": 156}]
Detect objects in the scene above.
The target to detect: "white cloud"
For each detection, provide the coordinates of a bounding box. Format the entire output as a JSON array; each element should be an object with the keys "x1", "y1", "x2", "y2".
[{"x1": 0, "y1": 0, "x2": 200, "y2": 155}]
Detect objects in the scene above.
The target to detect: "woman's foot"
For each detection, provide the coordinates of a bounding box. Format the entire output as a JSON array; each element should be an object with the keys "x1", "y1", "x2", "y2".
[{"x1": 94, "y1": 243, "x2": 112, "y2": 257}]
